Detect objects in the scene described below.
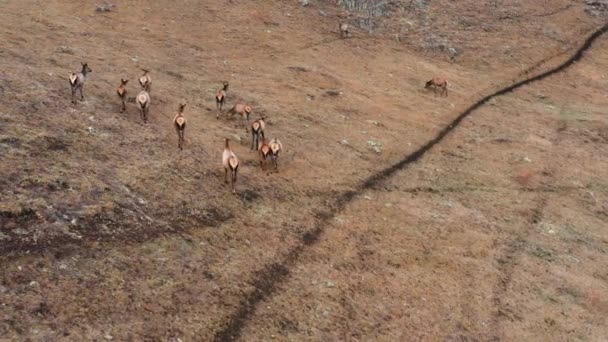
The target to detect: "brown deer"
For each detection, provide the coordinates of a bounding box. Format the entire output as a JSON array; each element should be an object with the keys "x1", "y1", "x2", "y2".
[
  {"x1": 116, "y1": 78, "x2": 129, "y2": 112},
  {"x1": 68, "y1": 62, "x2": 92, "y2": 104},
  {"x1": 425, "y1": 77, "x2": 449, "y2": 97},
  {"x1": 250, "y1": 117, "x2": 265, "y2": 150},
  {"x1": 339, "y1": 22, "x2": 350, "y2": 38},
  {"x1": 258, "y1": 138, "x2": 271, "y2": 173},
  {"x1": 268, "y1": 138, "x2": 283, "y2": 172},
  {"x1": 138, "y1": 69, "x2": 152, "y2": 92},
  {"x1": 215, "y1": 81, "x2": 229, "y2": 115},
  {"x1": 226, "y1": 103, "x2": 252, "y2": 132},
  {"x1": 136, "y1": 88, "x2": 151, "y2": 123},
  {"x1": 173, "y1": 103, "x2": 187, "y2": 150},
  {"x1": 222, "y1": 138, "x2": 240, "y2": 193}
]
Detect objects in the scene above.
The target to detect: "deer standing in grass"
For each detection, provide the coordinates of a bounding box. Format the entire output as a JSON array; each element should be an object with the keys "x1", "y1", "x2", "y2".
[
  {"x1": 258, "y1": 138, "x2": 271, "y2": 173},
  {"x1": 226, "y1": 103, "x2": 252, "y2": 132},
  {"x1": 173, "y1": 103, "x2": 187, "y2": 150},
  {"x1": 69, "y1": 62, "x2": 92, "y2": 104},
  {"x1": 139, "y1": 69, "x2": 152, "y2": 92},
  {"x1": 425, "y1": 77, "x2": 449, "y2": 97},
  {"x1": 268, "y1": 138, "x2": 283, "y2": 172},
  {"x1": 222, "y1": 138, "x2": 240, "y2": 193},
  {"x1": 215, "y1": 81, "x2": 229, "y2": 116},
  {"x1": 339, "y1": 22, "x2": 350, "y2": 38},
  {"x1": 250, "y1": 117, "x2": 265, "y2": 150},
  {"x1": 116, "y1": 78, "x2": 129, "y2": 112},
  {"x1": 136, "y1": 87, "x2": 151, "y2": 123}
]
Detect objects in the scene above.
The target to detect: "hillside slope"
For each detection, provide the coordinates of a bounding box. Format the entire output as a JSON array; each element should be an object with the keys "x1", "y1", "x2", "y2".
[{"x1": 0, "y1": 0, "x2": 607, "y2": 340}]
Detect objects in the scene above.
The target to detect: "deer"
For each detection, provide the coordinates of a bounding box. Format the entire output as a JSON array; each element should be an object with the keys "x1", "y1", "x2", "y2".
[
  {"x1": 116, "y1": 78, "x2": 129, "y2": 112},
  {"x1": 215, "y1": 81, "x2": 229, "y2": 116},
  {"x1": 268, "y1": 138, "x2": 283, "y2": 172},
  {"x1": 226, "y1": 103, "x2": 252, "y2": 132},
  {"x1": 68, "y1": 62, "x2": 92, "y2": 104},
  {"x1": 173, "y1": 102, "x2": 187, "y2": 150},
  {"x1": 339, "y1": 22, "x2": 350, "y2": 38},
  {"x1": 258, "y1": 138, "x2": 272, "y2": 173},
  {"x1": 222, "y1": 138, "x2": 240, "y2": 193},
  {"x1": 425, "y1": 77, "x2": 449, "y2": 97},
  {"x1": 138, "y1": 69, "x2": 152, "y2": 92},
  {"x1": 136, "y1": 88, "x2": 151, "y2": 123},
  {"x1": 250, "y1": 117, "x2": 265, "y2": 151}
]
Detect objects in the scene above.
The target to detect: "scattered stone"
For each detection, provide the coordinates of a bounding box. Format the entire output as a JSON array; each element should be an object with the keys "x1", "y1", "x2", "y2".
[
  {"x1": 340, "y1": 139, "x2": 349, "y2": 145},
  {"x1": 56, "y1": 46, "x2": 75, "y2": 54},
  {"x1": 104, "y1": 334, "x2": 113, "y2": 340},
  {"x1": 325, "y1": 281, "x2": 335, "y2": 288},
  {"x1": 367, "y1": 140, "x2": 382, "y2": 154},
  {"x1": 319, "y1": 10, "x2": 327, "y2": 16},
  {"x1": 95, "y1": 3, "x2": 114, "y2": 12},
  {"x1": 522, "y1": 156, "x2": 532, "y2": 163},
  {"x1": 299, "y1": 0, "x2": 310, "y2": 6}
]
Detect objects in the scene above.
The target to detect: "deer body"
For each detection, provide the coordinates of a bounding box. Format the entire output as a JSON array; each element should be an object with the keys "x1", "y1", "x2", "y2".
[
  {"x1": 69, "y1": 62, "x2": 92, "y2": 104},
  {"x1": 425, "y1": 77, "x2": 449, "y2": 97},
  {"x1": 136, "y1": 90, "x2": 151, "y2": 123},
  {"x1": 116, "y1": 79, "x2": 129, "y2": 112},
  {"x1": 258, "y1": 138, "x2": 271, "y2": 173},
  {"x1": 250, "y1": 117, "x2": 265, "y2": 150},
  {"x1": 339, "y1": 23, "x2": 349, "y2": 38},
  {"x1": 222, "y1": 139, "x2": 239, "y2": 193},
  {"x1": 174, "y1": 103, "x2": 187, "y2": 150},
  {"x1": 226, "y1": 103, "x2": 252, "y2": 132},
  {"x1": 268, "y1": 138, "x2": 283, "y2": 172},
  {"x1": 215, "y1": 81, "x2": 229, "y2": 115},
  {"x1": 139, "y1": 69, "x2": 152, "y2": 92}
]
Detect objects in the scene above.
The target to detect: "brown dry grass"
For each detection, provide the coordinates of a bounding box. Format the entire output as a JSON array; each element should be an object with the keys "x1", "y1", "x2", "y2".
[{"x1": 0, "y1": 0, "x2": 607, "y2": 340}]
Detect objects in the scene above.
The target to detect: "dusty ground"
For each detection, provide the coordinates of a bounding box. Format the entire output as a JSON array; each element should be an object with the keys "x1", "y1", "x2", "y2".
[{"x1": 0, "y1": 0, "x2": 607, "y2": 340}]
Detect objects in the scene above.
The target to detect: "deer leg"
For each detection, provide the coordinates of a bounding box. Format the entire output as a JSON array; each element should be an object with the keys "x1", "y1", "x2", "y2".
[
  {"x1": 79, "y1": 86, "x2": 84, "y2": 101},
  {"x1": 71, "y1": 87, "x2": 76, "y2": 104},
  {"x1": 224, "y1": 168, "x2": 228, "y2": 184}
]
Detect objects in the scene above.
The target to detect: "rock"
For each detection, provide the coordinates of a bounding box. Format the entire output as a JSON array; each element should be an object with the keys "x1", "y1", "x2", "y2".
[
  {"x1": 95, "y1": 3, "x2": 114, "y2": 12},
  {"x1": 325, "y1": 281, "x2": 335, "y2": 288},
  {"x1": 104, "y1": 334, "x2": 113, "y2": 340},
  {"x1": 340, "y1": 139, "x2": 349, "y2": 145},
  {"x1": 319, "y1": 10, "x2": 327, "y2": 16},
  {"x1": 56, "y1": 46, "x2": 75, "y2": 54},
  {"x1": 299, "y1": 0, "x2": 310, "y2": 6},
  {"x1": 367, "y1": 140, "x2": 382, "y2": 154}
]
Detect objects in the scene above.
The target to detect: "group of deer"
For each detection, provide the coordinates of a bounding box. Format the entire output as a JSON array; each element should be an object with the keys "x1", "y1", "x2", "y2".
[
  {"x1": 69, "y1": 63, "x2": 154, "y2": 122},
  {"x1": 215, "y1": 82, "x2": 284, "y2": 193},
  {"x1": 68, "y1": 63, "x2": 283, "y2": 194}
]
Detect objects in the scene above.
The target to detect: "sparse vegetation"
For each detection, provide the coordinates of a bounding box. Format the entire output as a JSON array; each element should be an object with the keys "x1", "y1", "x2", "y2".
[{"x1": 0, "y1": 0, "x2": 607, "y2": 341}]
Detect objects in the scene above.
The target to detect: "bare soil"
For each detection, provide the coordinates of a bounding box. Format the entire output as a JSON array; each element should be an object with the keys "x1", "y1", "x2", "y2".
[{"x1": 0, "y1": 0, "x2": 607, "y2": 341}]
